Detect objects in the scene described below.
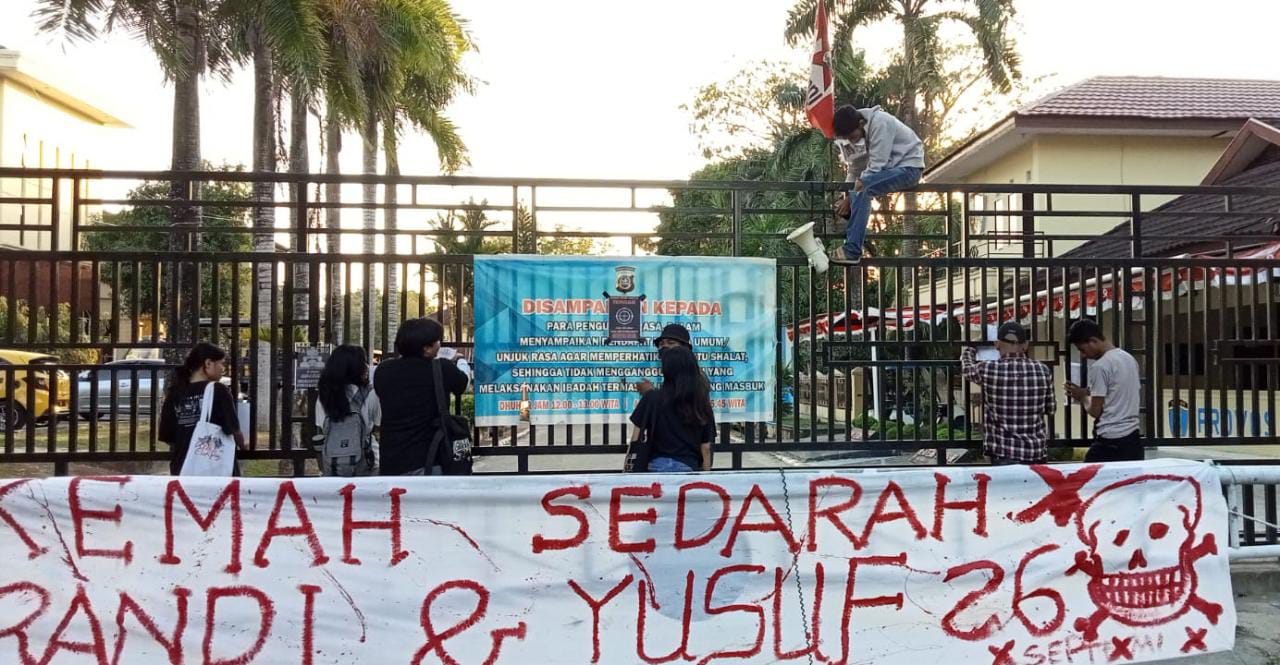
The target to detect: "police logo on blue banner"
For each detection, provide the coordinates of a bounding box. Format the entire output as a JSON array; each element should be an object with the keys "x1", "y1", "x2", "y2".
[{"x1": 473, "y1": 256, "x2": 777, "y2": 426}]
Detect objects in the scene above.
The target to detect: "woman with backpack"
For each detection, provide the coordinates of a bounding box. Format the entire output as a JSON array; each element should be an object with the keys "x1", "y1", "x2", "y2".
[
  {"x1": 628, "y1": 345, "x2": 716, "y2": 472},
  {"x1": 159, "y1": 343, "x2": 245, "y2": 475},
  {"x1": 315, "y1": 345, "x2": 381, "y2": 476}
]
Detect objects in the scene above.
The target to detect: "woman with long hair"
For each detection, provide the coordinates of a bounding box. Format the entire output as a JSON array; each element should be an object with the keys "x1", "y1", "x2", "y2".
[
  {"x1": 159, "y1": 342, "x2": 245, "y2": 474},
  {"x1": 629, "y1": 345, "x2": 715, "y2": 472},
  {"x1": 315, "y1": 345, "x2": 381, "y2": 475}
]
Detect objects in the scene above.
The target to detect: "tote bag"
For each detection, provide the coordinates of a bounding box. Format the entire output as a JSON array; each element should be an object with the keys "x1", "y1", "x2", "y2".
[{"x1": 180, "y1": 382, "x2": 237, "y2": 476}]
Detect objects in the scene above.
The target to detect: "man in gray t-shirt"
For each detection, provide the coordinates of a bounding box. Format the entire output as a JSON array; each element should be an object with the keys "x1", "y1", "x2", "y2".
[{"x1": 1065, "y1": 320, "x2": 1143, "y2": 462}]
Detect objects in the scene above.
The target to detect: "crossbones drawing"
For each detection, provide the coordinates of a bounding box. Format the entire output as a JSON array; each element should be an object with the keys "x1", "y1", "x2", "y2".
[{"x1": 1065, "y1": 474, "x2": 1223, "y2": 641}]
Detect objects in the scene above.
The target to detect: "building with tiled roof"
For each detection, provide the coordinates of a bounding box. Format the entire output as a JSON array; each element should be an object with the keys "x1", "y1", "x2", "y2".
[
  {"x1": 922, "y1": 76, "x2": 1280, "y2": 259},
  {"x1": 1061, "y1": 119, "x2": 1280, "y2": 260},
  {"x1": 0, "y1": 46, "x2": 130, "y2": 250},
  {"x1": 928, "y1": 76, "x2": 1280, "y2": 185}
]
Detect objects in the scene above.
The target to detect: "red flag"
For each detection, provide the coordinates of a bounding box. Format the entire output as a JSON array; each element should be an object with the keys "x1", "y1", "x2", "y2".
[{"x1": 805, "y1": 1, "x2": 835, "y2": 138}]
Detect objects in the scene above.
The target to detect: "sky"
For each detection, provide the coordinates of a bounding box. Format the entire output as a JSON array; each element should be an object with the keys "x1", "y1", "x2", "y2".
[{"x1": 4, "y1": 0, "x2": 1280, "y2": 182}]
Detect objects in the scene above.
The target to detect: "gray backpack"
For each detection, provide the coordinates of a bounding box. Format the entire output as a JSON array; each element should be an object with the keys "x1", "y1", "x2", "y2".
[{"x1": 318, "y1": 386, "x2": 375, "y2": 477}]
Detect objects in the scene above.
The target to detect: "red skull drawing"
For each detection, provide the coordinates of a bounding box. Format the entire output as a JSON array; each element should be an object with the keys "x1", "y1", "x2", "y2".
[{"x1": 1067, "y1": 474, "x2": 1223, "y2": 641}]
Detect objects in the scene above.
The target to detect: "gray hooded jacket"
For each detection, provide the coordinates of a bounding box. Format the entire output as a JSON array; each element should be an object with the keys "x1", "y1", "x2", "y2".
[{"x1": 839, "y1": 106, "x2": 924, "y2": 182}]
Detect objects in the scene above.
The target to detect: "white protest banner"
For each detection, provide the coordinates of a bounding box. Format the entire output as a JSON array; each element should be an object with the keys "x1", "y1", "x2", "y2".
[{"x1": 0, "y1": 459, "x2": 1233, "y2": 664}]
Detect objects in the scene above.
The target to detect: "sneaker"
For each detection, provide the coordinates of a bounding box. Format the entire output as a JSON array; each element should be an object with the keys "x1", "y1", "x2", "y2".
[{"x1": 829, "y1": 246, "x2": 862, "y2": 265}]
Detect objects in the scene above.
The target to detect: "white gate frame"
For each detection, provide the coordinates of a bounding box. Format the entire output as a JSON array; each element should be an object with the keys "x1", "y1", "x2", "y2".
[{"x1": 1217, "y1": 465, "x2": 1280, "y2": 560}]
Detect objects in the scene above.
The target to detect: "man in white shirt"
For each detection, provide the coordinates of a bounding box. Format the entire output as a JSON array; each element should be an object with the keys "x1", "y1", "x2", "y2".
[{"x1": 1065, "y1": 320, "x2": 1143, "y2": 462}]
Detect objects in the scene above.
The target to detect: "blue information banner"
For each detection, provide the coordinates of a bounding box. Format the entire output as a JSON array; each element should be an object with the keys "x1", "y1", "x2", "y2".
[{"x1": 473, "y1": 256, "x2": 777, "y2": 426}]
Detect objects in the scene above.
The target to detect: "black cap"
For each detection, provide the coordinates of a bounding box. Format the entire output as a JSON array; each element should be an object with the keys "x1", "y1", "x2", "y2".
[
  {"x1": 654, "y1": 324, "x2": 692, "y2": 348},
  {"x1": 997, "y1": 321, "x2": 1027, "y2": 344}
]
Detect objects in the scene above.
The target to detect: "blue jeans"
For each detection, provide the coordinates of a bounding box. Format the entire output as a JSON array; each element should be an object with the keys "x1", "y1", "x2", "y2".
[
  {"x1": 648, "y1": 456, "x2": 695, "y2": 472},
  {"x1": 843, "y1": 166, "x2": 923, "y2": 257}
]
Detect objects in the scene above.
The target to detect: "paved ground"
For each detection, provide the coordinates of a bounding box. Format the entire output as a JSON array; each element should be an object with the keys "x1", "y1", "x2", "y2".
[{"x1": 1164, "y1": 562, "x2": 1280, "y2": 664}]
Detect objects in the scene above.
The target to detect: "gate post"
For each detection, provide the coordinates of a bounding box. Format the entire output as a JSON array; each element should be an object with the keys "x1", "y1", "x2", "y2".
[
  {"x1": 1129, "y1": 193, "x2": 1143, "y2": 258},
  {"x1": 731, "y1": 189, "x2": 743, "y2": 256},
  {"x1": 1021, "y1": 191, "x2": 1035, "y2": 258}
]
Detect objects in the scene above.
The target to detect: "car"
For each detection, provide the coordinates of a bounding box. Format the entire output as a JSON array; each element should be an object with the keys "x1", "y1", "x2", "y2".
[
  {"x1": 0, "y1": 350, "x2": 72, "y2": 431},
  {"x1": 76, "y1": 358, "x2": 168, "y2": 418},
  {"x1": 77, "y1": 359, "x2": 238, "y2": 419}
]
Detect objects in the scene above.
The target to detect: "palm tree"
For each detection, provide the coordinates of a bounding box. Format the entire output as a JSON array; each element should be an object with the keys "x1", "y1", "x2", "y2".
[
  {"x1": 784, "y1": 0, "x2": 1020, "y2": 256},
  {"x1": 33, "y1": 0, "x2": 239, "y2": 347},
  {"x1": 310, "y1": 0, "x2": 384, "y2": 344},
  {"x1": 425, "y1": 203, "x2": 503, "y2": 338},
  {"x1": 207, "y1": 0, "x2": 323, "y2": 424},
  {"x1": 359, "y1": 0, "x2": 474, "y2": 345},
  {"x1": 380, "y1": 63, "x2": 473, "y2": 347}
]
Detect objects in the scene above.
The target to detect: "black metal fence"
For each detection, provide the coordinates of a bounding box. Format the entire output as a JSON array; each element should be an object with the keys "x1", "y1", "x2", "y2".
[{"x1": 0, "y1": 168, "x2": 1277, "y2": 482}]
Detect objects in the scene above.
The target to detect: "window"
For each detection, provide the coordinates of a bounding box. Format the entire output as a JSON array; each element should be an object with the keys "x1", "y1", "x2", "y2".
[
  {"x1": 1223, "y1": 334, "x2": 1279, "y2": 390},
  {"x1": 1163, "y1": 343, "x2": 1206, "y2": 377},
  {"x1": 971, "y1": 194, "x2": 986, "y2": 235}
]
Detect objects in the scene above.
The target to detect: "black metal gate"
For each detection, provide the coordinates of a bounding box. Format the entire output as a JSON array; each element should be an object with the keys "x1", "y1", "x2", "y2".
[{"x1": 0, "y1": 168, "x2": 1277, "y2": 476}]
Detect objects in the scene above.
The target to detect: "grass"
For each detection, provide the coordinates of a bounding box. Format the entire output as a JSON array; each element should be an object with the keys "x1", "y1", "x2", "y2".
[
  {"x1": 1, "y1": 416, "x2": 162, "y2": 454},
  {"x1": 0, "y1": 414, "x2": 324, "y2": 478}
]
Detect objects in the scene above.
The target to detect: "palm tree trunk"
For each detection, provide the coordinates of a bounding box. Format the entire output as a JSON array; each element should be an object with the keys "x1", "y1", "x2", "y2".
[
  {"x1": 382, "y1": 119, "x2": 401, "y2": 347},
  {"x1": 899, "y1": 14, "x2": 921, "y2": 260},
  {"x1": 324, "y1": 109, "x2": 344, "y2": 344},
  {"x1": 170, "y1": 0, "x2": 203, "y2": 352},
  {"x1": 251, "y1": 27, "x2": 277, "y2": 430},
  {"x1": 360, "y1": 113, "x2": 377, "y2": 349},
  {"x1": 289, "y1": 92, "x2": 310, "y2": 326}
]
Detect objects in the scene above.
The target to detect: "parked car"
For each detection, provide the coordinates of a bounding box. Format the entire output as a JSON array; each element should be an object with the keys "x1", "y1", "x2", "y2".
[
  {"x1": 0, "y1": 350, "x2": 72, "y2": 430},
  {"x1": 77, "y1": 358, "x2": 168, "y2": 418},
  {"x1": 77, "y1": 359, "x2": 236, "y2": 419}
]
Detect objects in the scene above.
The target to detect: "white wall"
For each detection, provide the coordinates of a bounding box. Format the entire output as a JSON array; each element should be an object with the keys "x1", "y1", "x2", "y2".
[{"x1": 0, "y1": 78, "x2": 127, "y2": 249}]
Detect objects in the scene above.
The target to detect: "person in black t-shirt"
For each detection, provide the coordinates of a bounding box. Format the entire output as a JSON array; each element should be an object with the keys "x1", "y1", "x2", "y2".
[
  {"x1": 629, "y1": 345, "x2": 715, "y2": 472},
  {"x1": 374, "y1": 318, "x2": 469, "y2": 475},
  {"x1": 159, "y1": 343, "x2": 245, "y2": 475}
]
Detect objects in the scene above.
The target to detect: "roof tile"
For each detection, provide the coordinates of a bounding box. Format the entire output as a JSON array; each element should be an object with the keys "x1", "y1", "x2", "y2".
[
  {"x1": 1019, "y1": 76, "x2": 1280, "y2": 120},
  {"x1": 1060, "y1": 160, "x2": 1280, "y2": 259}
]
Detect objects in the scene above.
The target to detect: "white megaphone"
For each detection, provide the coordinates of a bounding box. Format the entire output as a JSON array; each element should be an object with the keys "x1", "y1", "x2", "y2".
[{"x1": 787, "y1": 222, "x2": 829, "y2": 274}]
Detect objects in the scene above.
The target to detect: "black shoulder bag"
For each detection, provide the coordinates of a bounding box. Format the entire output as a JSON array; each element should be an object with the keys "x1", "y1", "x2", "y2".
[
  {"x1": 431, "y1": 359, "x2": 474, "y2": 475},
  {"x1": 623, "y1": 396, "x2": 656, "y2": 473}
]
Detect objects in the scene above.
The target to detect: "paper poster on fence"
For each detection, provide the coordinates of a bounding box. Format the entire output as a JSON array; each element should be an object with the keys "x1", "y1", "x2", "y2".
[
  {"x1": 472, "y1": 255, "x2": 777, "y2": 425},
  {"x1": 0, "y1": 459, "x2": 1234, "y2": 664}
]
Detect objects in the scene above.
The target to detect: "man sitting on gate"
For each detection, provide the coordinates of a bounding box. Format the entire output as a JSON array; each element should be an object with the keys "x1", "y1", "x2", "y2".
[
  {"x1": 960, "y1": 322, "x2": 1055, "y2": 464},
  {"x1": 828, "y1": 104, "x2": 925, "y2": 265}
]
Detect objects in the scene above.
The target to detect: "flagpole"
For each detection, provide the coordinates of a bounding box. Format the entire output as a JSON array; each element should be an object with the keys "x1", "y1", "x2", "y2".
[{"x1": 804, "y1": 0, "x2": 838, "y2": 249}]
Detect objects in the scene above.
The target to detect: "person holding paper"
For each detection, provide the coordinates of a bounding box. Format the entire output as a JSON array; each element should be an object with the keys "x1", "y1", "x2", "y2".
[
  {"x1": 960, "y1": 322, "x2": 1055, "y2": 464},
  {"x1": 1065, "y1": 319, "x2": 1143, "y2": 462},
  {"x1": 374, "y1": 318, "x2": 469, "y2": 475}
]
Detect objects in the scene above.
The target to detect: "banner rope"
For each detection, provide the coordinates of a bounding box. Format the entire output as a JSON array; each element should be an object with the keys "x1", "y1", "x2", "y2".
[
  {"x1": 778, "y1": 467, "x2": 815, "y2": 665},
  {"x1": 1227, "y1": 508, "x2": 1280, "y2": 532}
]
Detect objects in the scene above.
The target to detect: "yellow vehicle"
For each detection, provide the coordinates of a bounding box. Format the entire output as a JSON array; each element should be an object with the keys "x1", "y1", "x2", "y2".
[{"x1": 0, "y1": 350, "x2": 72, "y2": 430}]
